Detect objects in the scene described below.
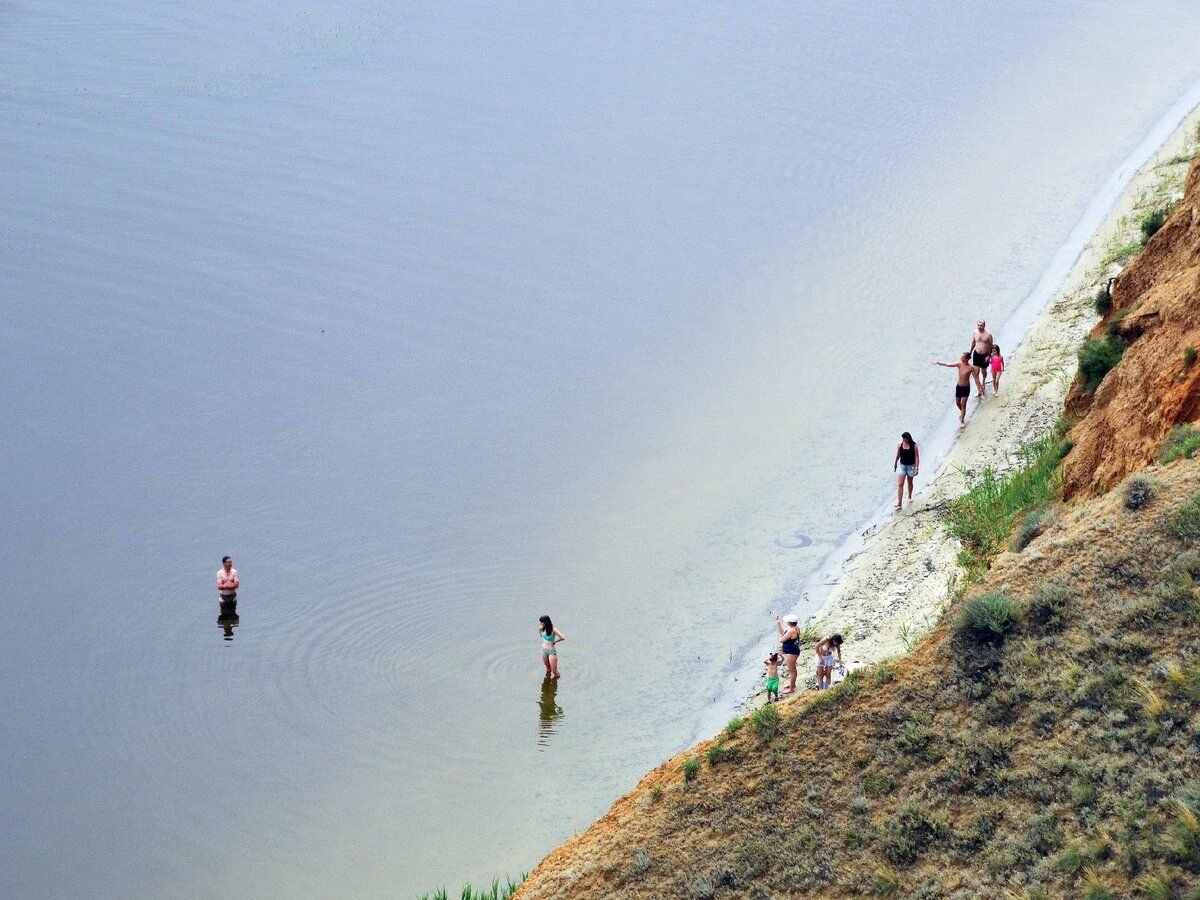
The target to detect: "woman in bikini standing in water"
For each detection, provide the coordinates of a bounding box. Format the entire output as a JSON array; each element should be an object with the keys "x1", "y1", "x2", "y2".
[
  {"x1": 539, "y1": 615, "x2": 566, "y2": 677},
  {"x1": 775, "y1": 613, "x2": 801, "y2": 694}
]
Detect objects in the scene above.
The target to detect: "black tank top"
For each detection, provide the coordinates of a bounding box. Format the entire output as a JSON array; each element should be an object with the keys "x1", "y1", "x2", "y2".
[{"x1": 898, "y1": 443, "x2": 916, "y2": 465}]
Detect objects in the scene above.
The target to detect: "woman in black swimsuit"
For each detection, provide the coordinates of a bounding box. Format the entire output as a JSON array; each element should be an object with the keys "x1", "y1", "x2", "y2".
[
  {"x1": 775, "y1": 614, "x2": 801, "y2": 694},
  {"x1": 893, "y1": 432, "x2": 920, "y2": 509}
]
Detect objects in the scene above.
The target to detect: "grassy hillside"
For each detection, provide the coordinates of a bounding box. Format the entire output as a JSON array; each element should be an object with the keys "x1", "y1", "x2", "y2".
[{"x1": 517, "y1": 458, "x2": 1200, "y2": 899}]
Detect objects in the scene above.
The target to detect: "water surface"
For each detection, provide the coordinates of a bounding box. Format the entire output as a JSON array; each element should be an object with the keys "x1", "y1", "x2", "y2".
[{"x1": 4, "y1": 2, "x2": 1200, "y2": 896}]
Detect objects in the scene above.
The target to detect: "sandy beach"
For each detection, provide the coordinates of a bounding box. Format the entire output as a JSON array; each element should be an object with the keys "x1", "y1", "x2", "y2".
[{"x1": 748, "y1": 103, "x2": 1200, "y2": 698}]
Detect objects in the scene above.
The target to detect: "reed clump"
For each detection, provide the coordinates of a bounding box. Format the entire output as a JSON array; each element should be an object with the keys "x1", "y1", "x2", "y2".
[{"x1": 945, "y1": 423, "x2": 1070, "y2": 577}]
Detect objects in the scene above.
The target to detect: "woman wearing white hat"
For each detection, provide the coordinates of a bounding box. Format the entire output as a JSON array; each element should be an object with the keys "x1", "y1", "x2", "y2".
[{"x1": 774, "y1": 613, "x2": 802, "y2": 694}]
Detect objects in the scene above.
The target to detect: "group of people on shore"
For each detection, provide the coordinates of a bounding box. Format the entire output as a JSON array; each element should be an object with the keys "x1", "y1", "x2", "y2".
[
  {"x1": 765, "y1": 614, "x2": 843, "y2": 698},
  {"x1": 757, "y1": 318, "x2": 1008, "y2": 699},
  {"x1": 932, "y1": 319, "x2": 1005, "y2": 427}
]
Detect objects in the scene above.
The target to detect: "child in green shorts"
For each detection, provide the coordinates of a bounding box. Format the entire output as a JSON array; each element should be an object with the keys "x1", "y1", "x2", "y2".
[{"x1": 764, "y1": 651, "x2": 782, "y2": 702}]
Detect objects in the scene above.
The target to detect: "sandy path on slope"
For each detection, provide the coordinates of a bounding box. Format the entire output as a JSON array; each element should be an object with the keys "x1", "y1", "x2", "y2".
[{"x1": 780, "y1": 106, "x2": 1200, "y2": 683}]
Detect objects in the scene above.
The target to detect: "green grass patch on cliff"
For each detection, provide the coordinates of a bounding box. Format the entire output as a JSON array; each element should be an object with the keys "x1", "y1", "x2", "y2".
[
  {"x1": 1159, "y1": 424, "x2": 1200, "y2": 465},
  {"x1": 1078, "y1": 334, "x2": 1128, "y2": 392},
  {"x1": 946, "y1": 422, "x2": 1070, "y2": 579},
  {"x1": 418, "y1": 875, "x2": 525, "y2": 900}
]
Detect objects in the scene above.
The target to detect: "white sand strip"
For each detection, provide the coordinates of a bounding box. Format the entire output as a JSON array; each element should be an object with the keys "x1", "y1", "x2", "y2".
[{"x1": 804, "y1": 101, "x2": 1200, "y2": 669}]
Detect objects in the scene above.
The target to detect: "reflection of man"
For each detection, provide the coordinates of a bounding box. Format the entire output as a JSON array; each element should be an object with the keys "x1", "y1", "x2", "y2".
[
  {"x1": 969, "y1": 320, "x2": 994, "y2": 397},
  {"x1": 217, "y1": 607, "x2": 240, "y2": 641},
  {"x1": 217, "y1": 556, "x2": 239, "y2": 604}
]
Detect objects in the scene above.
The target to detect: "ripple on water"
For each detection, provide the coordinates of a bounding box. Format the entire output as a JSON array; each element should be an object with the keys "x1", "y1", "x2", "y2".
[{"x1": 774, "y1": 530, "x2": 813, "y2": 549}]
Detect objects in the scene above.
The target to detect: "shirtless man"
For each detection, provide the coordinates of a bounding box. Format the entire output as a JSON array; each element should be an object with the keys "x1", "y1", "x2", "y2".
[
  {"x1": 217, "y1": 556, "x2": 239, "y2": 605},
  {"x1": 969, "y1": 320, "x2": 994, "y2": 397},
  {"x1": 932, "y1": 353, "x2": 975, "y2": 427}
]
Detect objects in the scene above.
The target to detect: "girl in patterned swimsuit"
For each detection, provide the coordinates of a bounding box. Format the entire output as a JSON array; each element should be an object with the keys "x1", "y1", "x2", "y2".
[{"x1": 539, "y1": 615, "x2": 566, "y2": 677}]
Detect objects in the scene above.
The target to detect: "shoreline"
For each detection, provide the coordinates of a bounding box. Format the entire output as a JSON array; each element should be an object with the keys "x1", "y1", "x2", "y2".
[
  {"x1": 697, "y1": 91, "x2": 1200, "y2": 729},
  {"x1": 797, "y1": 97, "x2": 1200, "y2": 669}
]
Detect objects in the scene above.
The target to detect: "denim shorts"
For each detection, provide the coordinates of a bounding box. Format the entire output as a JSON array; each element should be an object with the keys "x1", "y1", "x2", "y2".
[{"x1": 898, "y1": 464, "x2": 916, "y2": 477}]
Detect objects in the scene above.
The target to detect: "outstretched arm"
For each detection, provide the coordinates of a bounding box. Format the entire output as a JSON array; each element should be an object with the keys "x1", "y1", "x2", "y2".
[{"x1": 930, "y1": 360, "x2": 953, "y2": 368}]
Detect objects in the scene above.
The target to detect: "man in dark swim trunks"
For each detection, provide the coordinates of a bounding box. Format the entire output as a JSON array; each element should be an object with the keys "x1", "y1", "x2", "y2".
[
  {"x1": 969, "y1": 320, "x2": 994, "y2": 397},
  {"x1": 932, "y1": 353, "x2": 975, "y2": 427}
]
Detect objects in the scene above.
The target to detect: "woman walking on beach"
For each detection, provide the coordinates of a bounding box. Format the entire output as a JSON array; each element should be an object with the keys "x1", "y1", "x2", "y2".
[
  {"x1": 892, "y1": 432, "x2": 920, "y2": 509},
  {"x1": 775, "y1": 614, "x2": 801, "y2": 694},
  {"x1": 932, "y1": 353, "x2": 976, "y2": 427},
  {"x1": 539, "y1": 615, "x2": 566, "y2": 677}
]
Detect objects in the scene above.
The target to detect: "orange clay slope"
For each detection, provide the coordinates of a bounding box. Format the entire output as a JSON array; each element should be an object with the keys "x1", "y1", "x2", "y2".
[
  {"x1": 1063, "y1": 158, "x2": 1200, "y2": 499},
  {"x1": 515, "y1": 162, "x2": 1200, "y2": 900}
]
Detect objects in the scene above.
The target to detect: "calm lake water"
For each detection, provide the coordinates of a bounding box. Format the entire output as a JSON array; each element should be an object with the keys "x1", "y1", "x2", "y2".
[{"x1": 4, "y1": 1, "x2": 1200, "y2": 896}]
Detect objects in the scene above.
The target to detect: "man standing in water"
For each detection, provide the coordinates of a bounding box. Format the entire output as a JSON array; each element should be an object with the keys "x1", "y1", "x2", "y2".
[
  {"x1": 217, "y1": 556, "x2": 239, "y2": 605},
  {"x1": 932, "y1": 353, "x2": 976, "y2": 427},
  {"x1": 969, "y1": 320, "x2": 994, "y2": 397}
]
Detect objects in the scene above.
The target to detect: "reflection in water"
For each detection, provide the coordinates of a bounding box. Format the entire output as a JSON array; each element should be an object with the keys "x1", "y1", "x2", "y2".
[
  {"x1": 217, "y1": 603, "x2": 239, "y2": 642},
  {"x1": 537, "y1": 674, "x2": 564, "y2": 748}
]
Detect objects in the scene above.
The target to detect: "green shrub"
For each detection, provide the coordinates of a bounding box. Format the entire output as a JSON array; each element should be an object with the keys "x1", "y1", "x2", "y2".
[
  {"x1": 1169, "y1": 798, "x2": 1200, "y2": 865},
  {"x1": 1081, "y1": 868, "x2": 1114, "y2": 900},
  {"x1": 1093, "y1": 285, "x2": 1112, "y2": 315},
  {"x1": 1137, "y1": 872, "x2": 1173, "y2": 900},
  {"x1": 945, "y1": 423, "x2": 1069, "y2": 572},
  {"x1": 836, "y1": 669, "x2": 863, "y2": 700},
  {"x1": 1078, "y1": 334, "x2": 1128, "y2": 392},
  {"x1": 681, "y1": 756, "x2": 701, "y2": 782},
  {"x1": 628, "y1": 847, "x2": 652, "y2": 876},
  {"x1": 863, "y1": 771, "x2": 897, "y2": 798},
  {"x1": 1012, "y1": 506, "x2": 1049, "y2": 551},
  {"x1": 1125, "y1": 476, "x2": 1155, "y2": 510},
  {"x1": 724, "y1": 716, "x2": 744, "y2": 736},
  {"x1": 1070, "y1": 775, "x2": 1097, "y2": 807},
  {"x1": 881, "y1": 802, "x2": 944, "y2": 864},
  {"x1": 1028, "y1": 582, "x2": 1070, "y2": 631},
  {"x1": 1055, "y1": 842, "x2": 1088, "y2": 874},
  {"x1": 1187, "y1": 347, "x2": 1198, "y2": 368},
  {"x1": 896, "y1": 719, "x2": 932, "y2": 753},
  {"x1": 735, "y1": 840, "x2": 769, "y2": 878},
  {"x1": 957, "y1": 593, "x2": 1016, "y2": 641},
  {"x1": 418, "y1": 876, "x2": 525, "y2": 900},
  {"x1": 684, "y1": 873, "x2": 716, "y2": 900},
  {"x1": 1169, "y1": 492, "x2": 1200, "y2": 541},
  {"x1": 1159, "y1": 424, "x2": 1200, "y2": 464},
  {"x1": 873, "y1": 662, "x2": 896, "y2": 685},
  {"x1": 1164, "y1": 660, "x2": 1200, "y2": 700},
  {"x1": 945, "y1": 730, "x2": 1011, "y2": 794},
  {"x1": 750, "y1": 702, "x2": 782, "y2": 740},
  {"x1": 705, "y1": 740, "x2": 737, "y2": 766},
  {"x1": 1141, "y1": 208, "x2": 1168, "y2": 242},
  {"x1": 870, "y1": 865, "x2": 901, "y2": 896}
]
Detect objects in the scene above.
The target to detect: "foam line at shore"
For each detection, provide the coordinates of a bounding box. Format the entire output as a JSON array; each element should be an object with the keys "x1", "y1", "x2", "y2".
[{"x1": 690, "y1": 81, "x2": 1200, "y2": 743}]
